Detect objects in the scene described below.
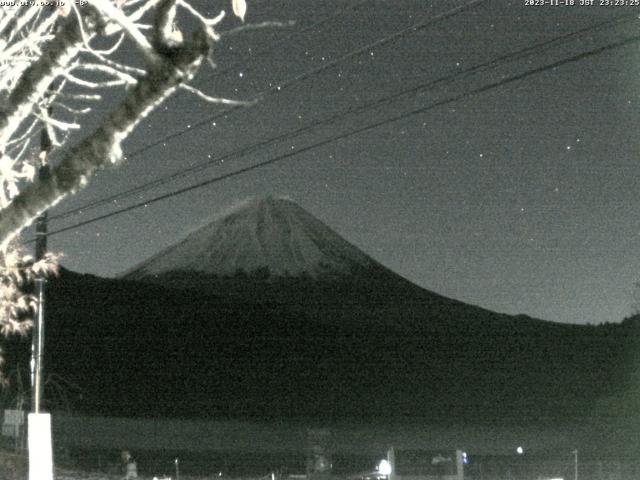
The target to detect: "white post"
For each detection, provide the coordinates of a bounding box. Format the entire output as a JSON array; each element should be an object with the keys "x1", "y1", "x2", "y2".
[
  {"x1": 387, "y1": 446, "x2": 396, "y2": 480},
  {"x1": 28, "y1": 413, "x2": 53, "y2": 480},
  {"x1": 456, "y1": 450, "x2": 464, "y2": 480}
]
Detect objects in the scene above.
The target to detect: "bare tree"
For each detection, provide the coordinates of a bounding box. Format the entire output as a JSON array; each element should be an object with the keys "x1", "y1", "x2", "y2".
[{"x1": 0, "y1": 0, "x2": 249, "y2": 372}]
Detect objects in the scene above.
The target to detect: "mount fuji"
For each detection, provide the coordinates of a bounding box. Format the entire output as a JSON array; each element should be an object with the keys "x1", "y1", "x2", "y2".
[
  {"x1": 16, "y1": 196, "x2": 633, "y2": 424},
  {"x1": 121, "y1": 196, "x2": 495, "y2": 320},
  {"x1": 124, "y1": 196, "x2": 377, "y2": 281}
]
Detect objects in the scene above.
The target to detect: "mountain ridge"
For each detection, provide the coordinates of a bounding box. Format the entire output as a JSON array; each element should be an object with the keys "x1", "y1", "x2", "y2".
[
  {"x1": 121, "y1": 196, "x2": 556, "y2": 329},
  {"x1": 123, "y1": 196, "x2": 379, "y2": 281},
  {"x1": 33, "y1": 266, "x2": 630, "y2": 422},
  {"x1": 3, "y1": 197, "x2": 633, "y2": 426}
]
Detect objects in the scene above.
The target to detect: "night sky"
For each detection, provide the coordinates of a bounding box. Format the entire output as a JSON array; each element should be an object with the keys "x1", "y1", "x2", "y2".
[{"x1": 36, "y1": 0, "x2": 640, "y2": 325}]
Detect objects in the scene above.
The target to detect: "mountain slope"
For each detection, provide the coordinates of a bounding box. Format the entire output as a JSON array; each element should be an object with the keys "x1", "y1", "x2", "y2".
[
  {"x1": 32, "y1": 268, "x2": 630, "y2": 424},
  {"x1": 122, "y1": 196, "x2": 529, "y2": 329},
  {"x1": 124, "y1": 196, "x2": 377, "y2": 280},
  {"x1": 5, "y1": 197, "x2": 634, "y2": 426}
]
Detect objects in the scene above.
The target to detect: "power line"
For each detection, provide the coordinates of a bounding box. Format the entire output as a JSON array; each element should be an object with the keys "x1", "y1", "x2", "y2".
[
  {"x1": 101, "y1": 0, "x2": 489, "y2": 160},
  {"x1": 49, "y1": 0, "x2": 487, "y2": 221},
  {"x1": 50, "y1": 11, "x2": 638, "y2": 222},
  {"x1": 32, "y1": 32, "x2": 640, "y2": 242}
]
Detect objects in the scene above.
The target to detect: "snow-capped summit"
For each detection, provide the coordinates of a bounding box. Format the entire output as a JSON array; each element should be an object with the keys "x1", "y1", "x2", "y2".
[{"x1": 124, "y1": 196, "x2": 378, "y2": 280}]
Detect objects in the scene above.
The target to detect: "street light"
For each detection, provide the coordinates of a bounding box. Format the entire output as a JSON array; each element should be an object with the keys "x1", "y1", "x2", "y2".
[{"x1": 378, "y1": 459, "x2": 392, "y2": 477}]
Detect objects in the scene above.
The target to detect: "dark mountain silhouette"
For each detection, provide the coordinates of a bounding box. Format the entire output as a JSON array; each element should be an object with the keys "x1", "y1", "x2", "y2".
[
  {"x1": 7, "y1": 197, "x2": 638, "y2": 427},
  {"x1": 120, "y1": 197, "x2": 551, "y2": 329}
]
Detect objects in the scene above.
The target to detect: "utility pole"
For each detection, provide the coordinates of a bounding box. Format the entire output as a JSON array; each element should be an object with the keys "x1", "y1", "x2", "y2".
[
  {"x1": 572, "y1": 449, "x2": 578, "y2": 480},
  {"x1": 31, "y1": 108, "x2": 52, "y2": 412},
  {"x1": 31, "y1": 155, "x2": 50, "y2": 413},
  {"x1": 28, "y1": 111, "x2": 53, "y2": 480}
]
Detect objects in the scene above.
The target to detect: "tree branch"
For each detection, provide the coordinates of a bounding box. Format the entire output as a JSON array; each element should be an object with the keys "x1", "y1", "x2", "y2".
[
  {"x1": 0, "y1": 29, "x2": 211, "y2": 247},
  {"x1": 0, "y1": 11, "x2": 102, "y2": 148}
]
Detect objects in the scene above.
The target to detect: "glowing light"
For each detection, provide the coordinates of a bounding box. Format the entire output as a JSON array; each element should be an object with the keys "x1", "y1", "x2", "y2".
[
  {"x1": 378, "y1": 459, "x2": 392, "y2": 475},
  {"x1": 516, "y1": 446, "x2": 524, "y2": 455}
]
